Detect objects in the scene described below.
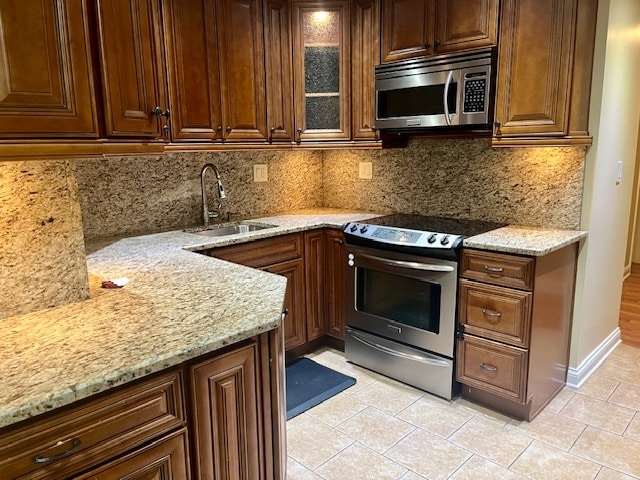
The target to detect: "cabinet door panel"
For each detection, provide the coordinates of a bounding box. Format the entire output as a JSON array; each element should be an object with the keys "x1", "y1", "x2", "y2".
[
  {"x1": 96, "y1": 0, "x2": 167, "y2": 137},
  {"x1": 292, "y1": 1, "x2": 351, "y2": 141},
  {"x1": 381, "y1": 0, "x2": 433, "y2": 63},
  {"x1": 190, "y1": 343, "x2": 262, "y2": 480},
  {"x1": 494, "y1": 0, "x2": 576, "y2": 137},
  {"x1": 352, "y1": 0, "x2": 380, "y2": 140},
  {"x1": 434, "y1": 0, "x2": 498, "y2": 53},
  {"x1": 264, "y1": 0, "x2": 295, "y2": 142},
  {"x1": 304, "y1": 231, "x2": 326, "y2": 341},
  {"x1": 0, "y1": 0, "x2": 97, "y2": 137},
  {"x1": 217, "y1": 0, "x2": 268, "y2": 141},
  {"x1": 266, "y1": 259, "x2": 307, "y2": 350},
  {"x1": 163, "y1": 0, "x2": 222, "y2": 141},
  {"x1": 325, "y1": 230, "x2": 346, "y2": 340}
]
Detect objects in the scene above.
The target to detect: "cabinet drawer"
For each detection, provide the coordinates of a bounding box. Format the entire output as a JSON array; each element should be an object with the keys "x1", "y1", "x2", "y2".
[
  {"x1": 212, "y1": 233, "x2": 303, "y2": 268},
  {"x1": 0, "y1": 370, "x2": 185, "y2": 479},
  {"x1": 459, "y1": 279, "x2": 532, "y2": 348},
  {"x1": 73, "y1": 428, "x2": 191, "y2": 479},
  {"x1": 461, "y1": 249, "x2": 534, "y2": 290},
  {"x1": 457, "y1": 336, "x2": 528, "y2": 403}
]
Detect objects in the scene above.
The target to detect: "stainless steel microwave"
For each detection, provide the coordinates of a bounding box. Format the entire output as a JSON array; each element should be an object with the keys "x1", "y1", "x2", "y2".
[{"x1": 374, "y1": 48, "x2": 495, "y2": 131}]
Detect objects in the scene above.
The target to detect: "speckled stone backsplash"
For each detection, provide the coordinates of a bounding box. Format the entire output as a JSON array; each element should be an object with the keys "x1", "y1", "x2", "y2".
[
  {"x1": 0, "y1": 161, "x2": 89, "y2": 320},
  {"x1": 76, "y1": 150, "x2": 324, "y2": 240},
  {"x1": 323, "y1": 138, "x2": 586, "y2": 229}
]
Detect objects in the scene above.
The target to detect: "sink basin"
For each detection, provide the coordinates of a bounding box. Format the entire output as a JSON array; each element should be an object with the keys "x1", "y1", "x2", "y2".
[{"x1": 185, "y1": 222, "x2": 277, "y2": 238}]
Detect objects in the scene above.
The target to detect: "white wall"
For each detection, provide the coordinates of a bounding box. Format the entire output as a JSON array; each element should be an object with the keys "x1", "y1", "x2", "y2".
[{"x1": 572, "y1": 0, "x2": 640, "y2": 372}]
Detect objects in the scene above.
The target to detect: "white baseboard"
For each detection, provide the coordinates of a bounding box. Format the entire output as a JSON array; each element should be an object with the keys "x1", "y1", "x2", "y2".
[{"x1": 566, "y1": 328, "x2": 621, "y2": 388}]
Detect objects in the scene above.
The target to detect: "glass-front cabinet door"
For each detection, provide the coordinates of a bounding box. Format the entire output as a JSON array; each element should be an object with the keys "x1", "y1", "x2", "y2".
[{"x1": 292, "y1": 1, "x2": 350, "y2": 142}]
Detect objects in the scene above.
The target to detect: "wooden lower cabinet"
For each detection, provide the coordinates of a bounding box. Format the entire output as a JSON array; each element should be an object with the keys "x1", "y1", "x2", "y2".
[
  {"x1": 325, "y1": 230, "x2": 347, "y2": 340},
  {"x1": 189, "y1": 341, "x2": 263, "y2": 480},
  {"x1": 0, "y1": 331, "x2": 285, "y2": 480},
  {"x1": 304, "y1": 230, "x2": 326, "y2": 342},
  {"x1": 208, "y1": 230, "x2": 349, "y2": 354},
  {"x1": 267, "y1": 259, "x2": 307, "y2": 350},
  {"x1": 456, "y1": 246, "x2": 578, "y2": 420}
]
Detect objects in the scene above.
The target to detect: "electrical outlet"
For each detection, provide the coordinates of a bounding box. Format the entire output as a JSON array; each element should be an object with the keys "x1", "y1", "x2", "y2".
[
  {"x1": 359, "y1": 162, "x2": 373, "y2": 179},
  {"x1": 253, "y1": 164, "x2": 268, "y2": 182}
]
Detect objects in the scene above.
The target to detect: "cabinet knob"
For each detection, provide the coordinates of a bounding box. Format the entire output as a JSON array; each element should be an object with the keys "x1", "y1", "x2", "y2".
[
  {"x1": 493, "y1": 121, "x2": 502, "y2": 136},
  {"x1": 296, "y1": 127, "x2": 303, "y2": 144},
  {"x1": 434, "y1": 40, "x2": 441, "y2": 47},
  {"x1": 226, "y1": 126, "x2": 232, "y2": 133},
  {"x1": 424, "y1": 42, "x2": 431, "y2": 49}
]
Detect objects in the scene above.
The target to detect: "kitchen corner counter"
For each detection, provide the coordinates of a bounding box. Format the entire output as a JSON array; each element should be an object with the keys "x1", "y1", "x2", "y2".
[
  {"x1": 0, "y1": 209, "x2": 377, "y2": 431},
  {"x1": 464, "y1": 225, "x2": 588, "y2": 256}
]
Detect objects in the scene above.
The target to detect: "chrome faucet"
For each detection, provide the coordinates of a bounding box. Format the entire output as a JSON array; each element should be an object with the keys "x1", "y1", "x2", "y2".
[{"x1": 200, "y1": 163, "x2": 227, "y2": 229}]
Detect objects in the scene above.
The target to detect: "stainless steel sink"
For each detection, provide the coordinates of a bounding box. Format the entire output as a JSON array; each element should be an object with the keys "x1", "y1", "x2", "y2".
[{"x1": 184, "y1": 222, "x2": 277, "y2": 237}]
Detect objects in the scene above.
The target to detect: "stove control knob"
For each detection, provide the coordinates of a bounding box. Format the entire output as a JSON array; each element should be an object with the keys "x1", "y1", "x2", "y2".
[
  {"x1": 440, "y1": 235, "x2": 450, "y2": 246},
  {"x1": 350, "y1": 224, "x2": 358, "y2": 232},
  {"x1": 427, "y1": 233, "x2": 437, "y2": 244},
  {"x1": 360, "y1": 226, "x2": 368, "y2": 233}
]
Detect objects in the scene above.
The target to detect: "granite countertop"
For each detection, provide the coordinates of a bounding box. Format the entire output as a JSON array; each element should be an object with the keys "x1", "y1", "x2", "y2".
[
  {"x1": 0, "y1": 208, "x2": 585, "y2": 431},
  {"x1": 0, "y1": 208, "x2": 378, "y2": 431},
  {"x1": 465, "y1": 225, "x2": 588, "y2": 256}
]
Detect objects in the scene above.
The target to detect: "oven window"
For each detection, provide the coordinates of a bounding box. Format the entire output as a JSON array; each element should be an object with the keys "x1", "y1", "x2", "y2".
[
  {"x1": 356, "y1": 268, "x2": 441, "y2": 333},
  {"x1": 377, "y1": 83, "x2": 457, "y2": 118}
]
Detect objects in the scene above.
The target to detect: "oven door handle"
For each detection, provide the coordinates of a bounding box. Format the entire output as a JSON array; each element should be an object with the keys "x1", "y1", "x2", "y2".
[
  {"x1": 359, "y1": 253, "x2": 455, "y2": 272},
  {"x1": 349, "y1": 330, "x2": 451, "y2": 367}
]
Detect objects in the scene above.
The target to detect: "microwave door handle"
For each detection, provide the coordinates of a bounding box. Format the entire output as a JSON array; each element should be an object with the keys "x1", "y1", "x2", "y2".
[
  {"x1": 443, "y1": 70, "x2": 454, "y2": 126},
  {"x1": 358, "y1": 253, "x2": 455, "y2": 272}
]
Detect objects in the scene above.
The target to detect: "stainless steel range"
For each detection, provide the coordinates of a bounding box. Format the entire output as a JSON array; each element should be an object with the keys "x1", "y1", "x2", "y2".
[{"x1": 342, "y1": 214, "x2": 504, "y2": 400}]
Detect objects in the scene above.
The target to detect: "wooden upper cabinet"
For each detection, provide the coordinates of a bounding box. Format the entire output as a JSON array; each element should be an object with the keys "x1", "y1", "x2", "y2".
[
  {"x1": 264, "y1": 0, "x2": 295, "y2": 143},
  {"x1": 0, "y1": 0, "x2": 98, "y2": 138},
  {"x1": 217, "y1": 0, "x2": 268, "y2": 142},
  {"x1": 352, "y1": 0, "x2": 380, "y2": 140},
  {"x1": 493, "y1": 0, "x2": 576, "y2": 139},
  {"x1": 381, "y1": 0, "x2": 498, "y2": 63},
  {"x1": 162, "y1": 0, "x2": 222, "y2": 141},
  {"x1": 434, "y1": 0, "x2": 499, "y2": 54},
  {"x1": 381, "y1": 0, "x2": 434, "y2": 62},
  {"x1": 292, "y1": 0, "x2": 351, "y2": 142},
  {"x1": 95, "y1": 0, "x2": 168, "y2": 138}
]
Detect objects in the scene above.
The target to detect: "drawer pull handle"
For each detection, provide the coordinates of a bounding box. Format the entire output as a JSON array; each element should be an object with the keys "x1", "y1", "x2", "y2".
[
  {"x1": 481, "y1": 309, "x2": 502, "y2": 320},
  {"x1": 480, "y1": 363, "x2": 498, "y2": 372},
  {"x1": 33, "y1": 438, "x2": 82, "y2": 464},
  {"x1": 483, "y1": 265, "x2": 504, "y2": 274}
]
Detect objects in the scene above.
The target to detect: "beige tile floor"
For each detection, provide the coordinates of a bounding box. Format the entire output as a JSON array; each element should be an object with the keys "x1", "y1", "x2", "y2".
[{"x1": 286, "y1": 343, "x2": 640, "y2": 480}]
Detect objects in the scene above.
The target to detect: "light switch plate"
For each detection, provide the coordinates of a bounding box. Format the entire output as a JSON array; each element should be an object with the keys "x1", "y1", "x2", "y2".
[
  {"x1": 254, "y1": 164, "x2": 268, "y2": 182},
  {"x1": 359, "y1": 162, "x2": 373, "y2": 179}
]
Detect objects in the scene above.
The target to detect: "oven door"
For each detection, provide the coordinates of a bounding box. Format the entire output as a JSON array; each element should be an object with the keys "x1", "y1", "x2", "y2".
[{"x1": 345, "y1": 244, "x2": 458, "y2": 358}]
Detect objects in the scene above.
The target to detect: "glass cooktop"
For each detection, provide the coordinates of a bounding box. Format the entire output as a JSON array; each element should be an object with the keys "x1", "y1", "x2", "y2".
[{"x1": 363, "y1": 214, "x2": 506, "y2": 238}]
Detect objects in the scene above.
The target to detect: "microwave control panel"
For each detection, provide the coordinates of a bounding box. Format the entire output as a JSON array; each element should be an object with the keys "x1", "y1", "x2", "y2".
[{"x1": 463, "y1": 76, "x2": 487, "y2": 113}]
